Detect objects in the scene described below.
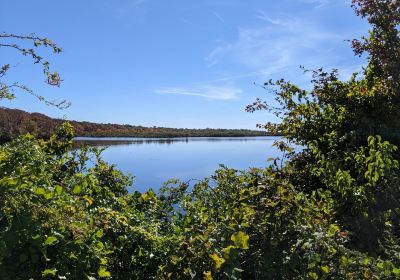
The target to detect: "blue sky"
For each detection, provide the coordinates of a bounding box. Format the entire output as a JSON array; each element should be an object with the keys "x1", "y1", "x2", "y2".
[{"x1": 1, "y1": 0, "x2": 368, "y2": 129}]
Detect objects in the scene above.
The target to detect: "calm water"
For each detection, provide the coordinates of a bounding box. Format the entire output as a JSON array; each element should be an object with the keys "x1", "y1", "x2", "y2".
[{"x1": 75, "y1": 136, "x2": 282, "y2": 193}]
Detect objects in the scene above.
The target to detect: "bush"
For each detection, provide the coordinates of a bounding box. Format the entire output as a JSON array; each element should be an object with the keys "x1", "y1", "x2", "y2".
[{"x1": 2, "y1": 0, "x2": 400, "y2": 279}]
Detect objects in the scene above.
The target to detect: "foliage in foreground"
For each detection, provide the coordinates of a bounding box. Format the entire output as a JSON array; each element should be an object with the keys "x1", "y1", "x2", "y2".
[
  {"x1": 2, "y1": 0, "x2": 400, "y2": 279},
  {"x1": 1, "y1": 123, "x2": 400, "y2": 279}
]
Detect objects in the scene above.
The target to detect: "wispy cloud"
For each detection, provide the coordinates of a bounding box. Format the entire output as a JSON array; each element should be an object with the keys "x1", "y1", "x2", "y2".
[
  {"x1": 155, "y1": 85, "x2": 242, "y2": 101},
  {"x1": 213, "y1": 11, "x2": 225, "y2": 23},
  {"x1": 298, "y1": 0, "x2": 331, "y2": 8},
  {"x1": 206, "y1": 11, "x2": 352, "y2": 80},
  {"x1": 256, "y1": 10, "x2": 299, "y2": 29}
]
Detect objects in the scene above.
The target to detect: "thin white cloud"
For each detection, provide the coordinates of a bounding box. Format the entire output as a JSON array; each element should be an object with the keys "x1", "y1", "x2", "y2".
[
  {"x1": 256, "y1": 10, "x2": 299, "y2": 29},
  {"x1": 298, "y1": 0, "x2": 331, "y2": 8},
  {"x1": 155, "y1": 85, "x2": 242, "y2": 101},
  {"x1": 213, "y1": 11, "x2": 225, "y2": 23},
  {"x1": 206, "y1": 12, "x2": 350, "y2": 79}
]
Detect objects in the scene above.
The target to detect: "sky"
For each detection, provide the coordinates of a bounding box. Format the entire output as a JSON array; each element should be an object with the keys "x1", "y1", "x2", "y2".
[{"x1": 1, "y1": 0, "x2": 369, "y2": 129}]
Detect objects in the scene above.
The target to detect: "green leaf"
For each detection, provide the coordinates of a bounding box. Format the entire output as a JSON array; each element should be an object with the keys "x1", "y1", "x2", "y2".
[
  {"x1": 222, "y1": 245, "x2": 236, "y2": 259},
  {"x1": 73, "y1": 185, "x2": 82, "y2": 194},
  {"x1": 95, "y1": 229, "x2": 104, "y2": 238},
  {"x1": 308, "y1": 272, "x2": 318, "y2": 280},
  {"x1": 35, "y1": 188, "x2": 46, "y2": 195},
  {"x1": 44, "y1": 236, "x2": 58, "y2": 246},
  {"x1": 321, "y1": 265, "x2": 329, "y2": 273},
  {"x1": 393, "y1": 267, "x2": 400, "y2": 276},
  {"x1": 44, "y1": 192, "x2": 54, "y2": 200},
  {"x1": 42, "y1": 268, "x2": 57, "y2": 277},
  {"x1": 55, "y1": 185, "x2": 63, "y2": 195},
  {"x1": 231, "y1": 231, "x2": 249, "y2": 250},
  {"x1": 327, "y1": 224, "x2": 340, "y2": 237},
  {"x1": 96, "y1": 241, "x2": 104, "y2": 250},
  {"x1": 98, "y1": 266, "x2": 111, "y2": 278},
  {"x1": 32, "y1": 234, "x2": 41, "y2": 240}
]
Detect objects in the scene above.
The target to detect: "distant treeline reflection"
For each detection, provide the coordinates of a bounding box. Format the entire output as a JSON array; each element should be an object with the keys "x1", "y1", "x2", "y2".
[{"x1": 73, "y1": 136, "x2": 278, "y2": 147}]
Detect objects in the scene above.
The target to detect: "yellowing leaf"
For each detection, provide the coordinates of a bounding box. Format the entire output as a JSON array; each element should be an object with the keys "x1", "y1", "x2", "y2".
[
  {"x1": 308, "y1": 272, "x2": 318, "y2": 280},
  {"x1": 209, "y1": 253, "x2": 225, "y2": 270},
  {"x1": 364, "y1": 268, "x2": 372, "y2": 278},
  {"x1": 231, "y1": 231, "x2": 249, "y2": 250},
  {"x1": 0, "y1": 151, "x2": 7, "y2": 162},
  {"x1": 341, "y1": 256, "x2": 348, "y2": 267},
  {"x1": 203, "y1": 271, "x2": 213, "y2": 280},
  {"x1": 328, "y1": 224, "x2": 340, "y2": 237},
  {"x1": 98, "y1": 266, "x2": 111, "y2": 278},
  {"x1": 321, "y1": 265, "x2": 329, "y2": 273},
  {"x1": 83, "y1": 195, "x2": 93, "y2": 206}
]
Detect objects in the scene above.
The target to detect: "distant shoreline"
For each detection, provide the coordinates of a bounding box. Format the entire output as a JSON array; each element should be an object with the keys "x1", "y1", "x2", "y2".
[
  {"x1": 74, "y1": 135, "x2": 281, "y2": 142},
  {"x1": 0, "y1": 107, "x2": 279, "y2": 141},
  {"x1": 74, "y1": 135, "x2": 280, "y2": 140},
  {"x1": 73, "y1": 135, "x2": 282, "y2": 148}
]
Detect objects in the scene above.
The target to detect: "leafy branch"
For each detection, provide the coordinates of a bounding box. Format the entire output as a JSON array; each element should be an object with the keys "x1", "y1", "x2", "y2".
[{"x1": 0, "y1": 32, "x2": 70, "y2": 108}]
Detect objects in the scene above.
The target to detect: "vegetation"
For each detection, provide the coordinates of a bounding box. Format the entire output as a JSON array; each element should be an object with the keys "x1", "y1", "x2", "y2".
[
  {"x1": 0, "y1": 32, "x2": 68, "y2": 108},
  {"x1": 0, "y1": 107, "x2": 271, "y2": 142},
  {"x1": 1, "y1": 0, "x2": 400, "y2": 279}
]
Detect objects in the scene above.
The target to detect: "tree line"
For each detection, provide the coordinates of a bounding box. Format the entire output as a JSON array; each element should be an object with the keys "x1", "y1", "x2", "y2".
[{"x1": 0, "y1": 107, "x2": 271, "y2": 142}]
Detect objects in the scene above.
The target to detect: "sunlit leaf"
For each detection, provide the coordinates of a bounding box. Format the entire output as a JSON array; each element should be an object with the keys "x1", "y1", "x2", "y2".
[
  {"x1": 41, "y1": 268, "x2": 57, "y2": 277},
  {"x1": 231, "y1": 231, "x2": 249, "y2": 250},
  {"x1": 44, "y1": 236, "x2": 58, "y2": 246},
  {"x1": 98, "y1": 267, "x2": 111, "y2": 278},
  {"x1": 209, "y1": 253, "x2": 225, "y2": 270}
]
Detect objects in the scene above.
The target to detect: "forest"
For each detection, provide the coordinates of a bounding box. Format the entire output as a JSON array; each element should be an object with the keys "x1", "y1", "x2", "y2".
[
  {"x1": 0, "y1": 107, "x2": 270, "y2": 142},
  {"x1": 1, "y1": 0, "x2": 400, "y2": 279}
]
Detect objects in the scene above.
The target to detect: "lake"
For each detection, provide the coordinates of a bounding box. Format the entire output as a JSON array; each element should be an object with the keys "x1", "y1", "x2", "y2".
[{"x1": 75, "y1": 136, "x2": 282, "y2": 193}]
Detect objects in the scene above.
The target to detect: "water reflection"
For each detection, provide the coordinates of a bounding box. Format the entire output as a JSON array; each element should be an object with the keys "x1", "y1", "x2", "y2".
[
  {"x1": 74, "y1": 139, "x2": 180, "y2": 147},
  {"x1": 74, "y1": 136, "x2": 282, "y2": 192},
  {"x1": 74, "y1": 136, "x2": 276, "y2": 147}
]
